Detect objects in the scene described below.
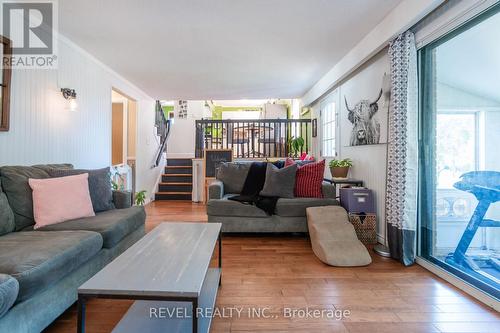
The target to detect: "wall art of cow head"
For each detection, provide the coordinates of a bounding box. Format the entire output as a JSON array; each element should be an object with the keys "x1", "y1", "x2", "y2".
[{"x1": 345, "y1": 89, "x2": 383, "y2": 146}]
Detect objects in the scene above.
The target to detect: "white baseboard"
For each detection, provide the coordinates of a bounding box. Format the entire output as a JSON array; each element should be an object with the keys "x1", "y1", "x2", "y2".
[{"x1": 416, "y1": 257, "x2": 499, "y2": 311}]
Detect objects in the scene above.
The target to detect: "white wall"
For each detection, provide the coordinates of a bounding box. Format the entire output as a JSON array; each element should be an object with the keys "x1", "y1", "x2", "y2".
[
  {"x1": 0, "y1": 34, "x2": 162, "y2": 202},
  {"x1": 302, "y1": 0, "x2": 443, "y2": 106},
  {"x1": 310, "y1": 50, "x2": 389, "y2": 243},
  {"x1": 166, "y1": 100, "x2": 206, "y2": 158}
]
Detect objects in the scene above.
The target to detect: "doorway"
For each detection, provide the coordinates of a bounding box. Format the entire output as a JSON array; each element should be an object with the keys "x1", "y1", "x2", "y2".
[
  {"x1": 419, "y1": 5, "x2": 500, "y2": 298},
  {"x1": 111, "y1": 89, "x2": 137, "y2": 193}
]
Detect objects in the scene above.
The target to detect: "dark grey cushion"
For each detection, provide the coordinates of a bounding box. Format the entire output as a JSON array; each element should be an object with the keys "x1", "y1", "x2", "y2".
[
  {"x1": 48, "y1": 167, "x2": 114, "y2": 212},
  {"x1": 37, "y1": 206, "x2": 146, "y2": 248},
  {"x1": 275, "y1": 197, "x2": 339, "y2": 217},
  {"x1": 260, "y1": 163, "x2": 297, "y2": 198},
  {"x1": 321, "y1": 181, "x2": 336, "y2": 199},
  {"x1": 0, "y1": 274, "x2": 18, "y2": 318},
  {"x1": 216, "y1": 162, "x2": 250, "y2": 194},
  {"x1": 0, "y1": 164, "x2": 72, "y2": 231},
  {"x1": 208, "y1": 180, "x2": 224, "y2": 200},
  {"x1": 0, "y1": 180, "x2": 15, "y2": 236},
  {"x1": 207, "y1": 195, "x2": 268, "y2": 217},
  {"x1": 113, "y1": 191, "x2": 133, "y2": 209},
  {"x1": 0, "y1": 230, "x2": 103, "y2": 302},
  {"x1": 31, "y1": 164, "x2": 73, "y2": 173}
]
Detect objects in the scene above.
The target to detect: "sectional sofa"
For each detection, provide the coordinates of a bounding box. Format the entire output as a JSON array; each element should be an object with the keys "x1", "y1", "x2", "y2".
[
  {"x1": 0, "y1": 164, "x2": 146, "y2": 333},
  {"x1": 207, "y1": 161, "x2": 339, "y2": 232}
]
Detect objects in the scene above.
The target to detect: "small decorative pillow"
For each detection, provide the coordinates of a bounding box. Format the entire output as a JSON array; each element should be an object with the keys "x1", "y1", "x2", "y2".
[
  {"x1": 28, "y1": 173, "x2": 95, "y2": 229},
  {"x1": 48, "y1": 167, "x2": 114, "y2": 212},
  {"x1": 0, "y1": 190, "x2": 15, "y2": 236},
  {"x1": 216, "y1": 162, "x2": 250, "y2": 194},
  {"x1": 299, "y1": 153, "x2": 315, "y2": 161},
  {"x1": 285, "y1": 158, "x2": 325, "y2": 198},
  {"x1": 260, "y1": 163, "x2": 297, "y2": 198}
]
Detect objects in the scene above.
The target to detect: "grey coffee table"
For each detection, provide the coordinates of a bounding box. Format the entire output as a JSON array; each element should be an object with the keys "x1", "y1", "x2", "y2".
[{"x1": 77, "y1": 222, "x2": 222, "y2": 333}]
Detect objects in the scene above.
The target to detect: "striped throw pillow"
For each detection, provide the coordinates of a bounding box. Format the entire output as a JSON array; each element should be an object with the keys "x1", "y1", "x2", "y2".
[{"x1": 285, "y1": 159, "x2": 325, "y2": 198}]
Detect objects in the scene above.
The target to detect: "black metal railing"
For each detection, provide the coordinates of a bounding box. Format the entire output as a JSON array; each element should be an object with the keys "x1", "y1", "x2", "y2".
[
  {"x1": 195, "y1": 119, "x2": 311, "y2": 159},
  {"x1": 153, "y1": 100, "x2": 172, "y2": 168}
]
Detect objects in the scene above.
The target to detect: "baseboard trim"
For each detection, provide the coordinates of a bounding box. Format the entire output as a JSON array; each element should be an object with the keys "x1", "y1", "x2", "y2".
[{"x1": 416, "y1": 257, "x2": 499, "y2": 311}]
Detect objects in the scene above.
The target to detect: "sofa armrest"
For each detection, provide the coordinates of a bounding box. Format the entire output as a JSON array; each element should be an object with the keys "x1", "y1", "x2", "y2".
[
  {"x1": 0, "y1": 274, "x2": 19, "y2": 318},
  {"x1": 208, "y1": 180, "x2": 224, "y2": 200},
  {"x1": 113, "y1": 190, "x2": 133, "y2": 209},
  {"x1": 322, "y1": 181, "x2": 336, "y2": 199}
]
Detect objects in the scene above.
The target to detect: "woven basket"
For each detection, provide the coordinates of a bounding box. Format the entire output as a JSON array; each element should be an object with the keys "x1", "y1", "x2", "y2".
[{"x1": 348, "y1": 213, "x2": 377, "y2": 245}]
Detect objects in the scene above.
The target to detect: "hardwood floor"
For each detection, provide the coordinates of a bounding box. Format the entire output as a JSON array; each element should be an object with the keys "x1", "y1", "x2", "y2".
[{"x1": 44, "y1": 201, "x2": 499, "y2": 333}]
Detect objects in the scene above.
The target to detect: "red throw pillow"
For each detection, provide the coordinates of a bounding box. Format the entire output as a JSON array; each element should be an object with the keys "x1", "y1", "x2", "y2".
[{"x1": 285, "y1": 159, "x2": 325, "y2": 198}]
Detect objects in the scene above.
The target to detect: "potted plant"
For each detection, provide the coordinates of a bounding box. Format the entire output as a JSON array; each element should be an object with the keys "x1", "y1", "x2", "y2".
[
  {"x1": 288, "y1": 136, "x2": 305, "y2": 158},
  {"x1": 329, "y1": 158, "x2": 353, "y2": 179},
  {"x1": 135, "y1": 190, "x2": 147, "y2": 206}
]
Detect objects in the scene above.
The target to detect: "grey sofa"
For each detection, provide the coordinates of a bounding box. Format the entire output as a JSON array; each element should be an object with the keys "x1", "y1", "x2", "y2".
[
  {"x1": 207, "y1": 162, "x2": 339, "y2": 233},
  {"x1": 0, "y1": 164, "x2": 146, "y2": 333}
]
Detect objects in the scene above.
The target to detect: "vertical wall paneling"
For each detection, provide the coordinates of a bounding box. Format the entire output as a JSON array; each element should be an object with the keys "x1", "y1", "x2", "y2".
[
  {"x1": 311, "y1": 50, "x2": 389, "y2": 242},
  {"x1": 0, "y1": 34, "x2": 162, "y2": 202}
]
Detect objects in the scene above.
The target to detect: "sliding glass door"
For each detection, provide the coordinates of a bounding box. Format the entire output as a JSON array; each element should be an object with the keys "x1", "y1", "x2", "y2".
[{"x1": 419, "y1": 5, "x2": 500, "y2": 299}]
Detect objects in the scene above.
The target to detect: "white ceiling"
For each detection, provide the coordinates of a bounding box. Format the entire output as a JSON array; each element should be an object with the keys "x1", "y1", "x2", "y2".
[
  {"x1": 437, "y1": 10, "x2": 500, "y2": 104},
  {"x1": 59, "y1": 0, "x2": 402, "y2": 100},
  {"x1": 213, "y1": 100, "x2": 273, "y2": 107}
]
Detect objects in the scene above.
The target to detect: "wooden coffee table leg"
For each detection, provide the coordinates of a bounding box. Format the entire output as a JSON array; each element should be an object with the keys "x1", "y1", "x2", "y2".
[
  {"x1": 77, "y1": 295, "x2": 86, "y2": 333},
  {"x1": 218, "y1": 232, "x2": 222, "y2": 286}
]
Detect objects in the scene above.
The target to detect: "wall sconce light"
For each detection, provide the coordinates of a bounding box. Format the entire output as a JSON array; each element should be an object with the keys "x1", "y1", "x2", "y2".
[{"x1": 61, "y1": 88, "x2": 78, "y2": 111}]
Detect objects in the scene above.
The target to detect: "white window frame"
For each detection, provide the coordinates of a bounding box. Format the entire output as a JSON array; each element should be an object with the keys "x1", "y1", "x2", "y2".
[{"x1": 319, "y1": 89, "x2": 339, "y2": 158}]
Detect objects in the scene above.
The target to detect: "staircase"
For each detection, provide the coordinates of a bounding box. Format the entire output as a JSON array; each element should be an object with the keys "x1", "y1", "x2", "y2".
[{"x1": 155, "y1": 158, "x2": 193, "y2": 200}]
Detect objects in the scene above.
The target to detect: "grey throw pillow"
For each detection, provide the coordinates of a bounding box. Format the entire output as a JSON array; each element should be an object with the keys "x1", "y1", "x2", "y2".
[
  {"x1": 216, "y1": 162, "x2": 251, "y2": 194},
  {"x1": 0, "y1": 187, "x2": 15, "y2": 236},
  {"x1": 0, "y1": 165, "x2": 54, "y2": 231},
  {"x1": 0, "y1": 164, "x2": 73, "y2": 231},
  {"x1": 48, "y1": 167, "x2": 114, "y2": 212},
  {"x1": 260, "y1": 163, "x2": 297, "y2": 198}
]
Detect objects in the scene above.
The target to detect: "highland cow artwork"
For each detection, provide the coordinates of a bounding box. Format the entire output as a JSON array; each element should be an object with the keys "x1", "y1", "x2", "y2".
[
  {"x1": 345, "y1": 89, "x2": 383, "y2": 146},
  {"x1": 341, "y1": 65, "x2": 390, "y2": 147}
]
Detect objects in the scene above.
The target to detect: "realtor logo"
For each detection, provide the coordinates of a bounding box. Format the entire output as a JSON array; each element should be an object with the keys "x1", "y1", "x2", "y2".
[{"x1": 1, "y1": 0, "x2": 58, "y2": 68}]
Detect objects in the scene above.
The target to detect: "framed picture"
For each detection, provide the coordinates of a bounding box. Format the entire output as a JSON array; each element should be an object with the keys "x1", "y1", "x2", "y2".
[
  {"x1": 178, "y1": 100, "x2": 188, "y2": 119},
  {"x1": 312, "y1": 118, "x2": 317, "y2": 138},
  {"x1": 340, "y1": 54, "x2": 390, "y2": 147},
  {"x1": 1, "y1": 35, "x2": 12, "y2": 131}
]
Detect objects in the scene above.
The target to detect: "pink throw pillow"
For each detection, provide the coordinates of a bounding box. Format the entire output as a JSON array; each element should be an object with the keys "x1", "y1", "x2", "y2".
[
  {"x1": 299, "y1": 153, "x2": 315, "y2": 161},
  {"x1": 285, "y1": 158, "x2": 325, "y2": 198},
  {"x1": 29, "y1": 173, "x2": 95, "y2": 229}
]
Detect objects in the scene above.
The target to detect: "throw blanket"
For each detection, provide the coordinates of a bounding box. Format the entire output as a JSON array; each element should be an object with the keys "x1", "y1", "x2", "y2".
[{"x1": 228, "y1": 162, "x2": 278, "y2": 215}]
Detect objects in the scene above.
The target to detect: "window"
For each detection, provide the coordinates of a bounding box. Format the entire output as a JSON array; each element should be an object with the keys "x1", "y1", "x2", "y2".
[
  {"x1": 1, "y1": 35, "x2": 12, "y2": 131},
  {"x1": 436, "y1": 112, "x2": 478, "y2": 188},
  {"x1": 320, "y1": 91, "x2": 338, "y2": 157},
  {"x1": 419, "y1": 5, "x2": 500, "y2": 298}
]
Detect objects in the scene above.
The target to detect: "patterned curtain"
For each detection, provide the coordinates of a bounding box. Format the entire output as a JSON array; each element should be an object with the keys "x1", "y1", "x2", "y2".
[{"x1": 385, "y1": 31, "x2": 418, "y2": 266}]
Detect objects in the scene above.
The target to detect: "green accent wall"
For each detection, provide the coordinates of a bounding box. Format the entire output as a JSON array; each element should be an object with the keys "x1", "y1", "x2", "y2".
[{"x1": 162, "y1": 105, "x2": 174, "y2": 119}]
